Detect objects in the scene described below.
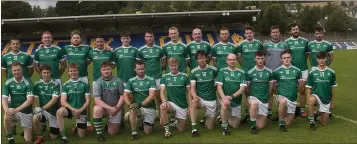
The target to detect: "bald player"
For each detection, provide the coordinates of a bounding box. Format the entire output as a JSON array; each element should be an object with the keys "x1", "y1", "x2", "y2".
[{"x1": 186, "y1": 28, "x2": 212, "y2": 70}]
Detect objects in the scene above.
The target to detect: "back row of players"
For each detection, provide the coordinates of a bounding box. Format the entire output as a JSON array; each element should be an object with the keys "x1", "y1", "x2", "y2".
[{"x1": 2, "y1": 23, "x2": 336, "y2": 144}]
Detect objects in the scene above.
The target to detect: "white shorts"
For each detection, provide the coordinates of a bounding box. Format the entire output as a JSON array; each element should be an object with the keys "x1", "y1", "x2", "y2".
[
  {"x1": 155, "y1": 79, "x2": 161, "y2": 90},
  {"x1": 54, "y1": 79, "x2": 62, "y2": 92},
  {"x1": 199, "y1": 99, "x2": 217, "y2": 117},
  {"x1": 275, "y1": 96, "x2": 297, "y2": 114},
  {"x1": 300, "y1": 70, "x2": 308, "y2": 81},
  {"x1": 249, "y1": 96, "x2": 268, "y2": 116},
  {"x1": 230, "y1": 106, "x2": 242, "y2": 118},
  {"x1": 168, "y1": 101, "x2": 188, "y2": 120},
  {"x1": 105, "y1": 110, "x2": 122, "y2": 124},
  {"x1": 311, "y1": 94, "x2": 331, "y2": 113},
  {"x1": 43, "y1": 110, "x2": 59, "y2": 128},
  {"x1": 80, "y1": 76, "x2": 89, "y2": 84},
  {"x1": 65, "y1": 108, "x2": 87, "y2": 124},
  {"x1": 9, "y1": 108, "x2": 33, "y2": 128},
  {"x1": 140, "y1": 108, "x2": 156, "y2": 125}
]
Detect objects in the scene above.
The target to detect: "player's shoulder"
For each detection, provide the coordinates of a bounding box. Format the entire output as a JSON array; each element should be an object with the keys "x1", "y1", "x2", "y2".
[
  {"x1": 207, "y1": 65, "x2": 217, "y2": 71},
  {"x1": 291, "y1": 65, "x2": 301, "y2": 71},
  {"x1": 63, "y1": 80, "x2": 72, "y2": 86},
  {"x1": 52, "y1": 45, "x2": 62, "y2": 50},
  {"x1": 238, "y1": 40, "x2": 247, "y2": 46},
  {"x1": 138, "y1": 45, "x2": 147, "y2": 51},
  {"x1": 81, "y1": 44, "x2": 90, "y2": 48},
  {"x1": 178, "y1": 41, "x2": 187, "y2": 47},
  {"x1": 34, "y1": 79, "x2": 43, "y2": 86},
  {"x1": 323, "y1": 40, "x2": 332, "y2": 45},
  {"x1": 130, "y1": 46, "x2": 138, "y2": 50},
  {"x1": 284, "y1": 37, "x2": 292, "y2": 42},
  {"x1": 264, "y1": 66, "x2": 273, "y2": 73},
  {"x1": 178, "y1": 72, "x2": 189, "y2": 77},
  {"x1": 191, "y1": 66, "x2": 200, "y2": 73},
  {"x1": 247, "y1": 67, "x2": 256, "y2": 74},
  {"x1": 163, "y1": 42, "x2": 172, "y2": 47},
  {"x1": 51, "y1": 79, "x2": 60, "y2": 86},
  {"x1": 299, "y1": 37, "x2": 308, "y2": 42},
  {"x1": 274, "y1": 66, "x2": 284, "y2": 72},
  {"x1": 113, "y1": 76, "x2": 124, "y2": 83},
  {"x1": 235, "y1": 68, "x2": 245, "y2": 74},
  {"x1": 308, "y1": 40, "x2": 317, "y2": 45},
  {"x1": 202, "y1": 40, "x2": 210, "y2": 45},
  {"x1": 20, "y1": 51, "x2": 30, "y2": 56},
  {"x1": 23, "y1": 77, "x2": 32, "y2": 85},
  {"x1": 212, "y1": 42, "x2": 222, "y2": 48},
  {"x1": 326, "y1": 67, "x2": 336, "y2": 73},
  {"x1": 4, "y1": 78, "x2": 14, "y2": 85},
  {"x1": 128, "y1": 76, "x2": 137, "y2": 82},
  {"x1": 309, "y1": 67, "x2": 319, "y2": 74},
  {"x1": 253, "y1": 39, "x2": 262, "y2": 44},
  {"x1": 145, "y1": 76, "x2": 155, "y2": 81},
  {"x1": 227, "y1": 42, "x2": 235, "y2": 47}
]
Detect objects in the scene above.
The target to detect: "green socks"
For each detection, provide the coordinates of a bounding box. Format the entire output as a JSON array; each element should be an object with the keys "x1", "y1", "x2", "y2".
[{"x1": 93, "y1": 118, "x2": 103, "y2": 135}]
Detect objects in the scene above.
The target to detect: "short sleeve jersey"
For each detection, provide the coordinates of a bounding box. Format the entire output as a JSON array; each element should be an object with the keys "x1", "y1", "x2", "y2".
[
  {"x1": 307, "y1": 40, "x2": 333, "y2": 67},
  {"x1": 88, "y1": 48, "x2": 114, "y2": 81},
  {"x1": 124, "y1": 76, "x2": 156, "y2": 109},
  {"x1": 93, "y1": 76, "x2": 124, "y2": 107},
  {"x1": 186, "y1": 41, "x2": 212, "y2": 69},
  {"x1": 2, "y1": 77, "x2": 34, "y2": 114},
  {"x1": 1, "y1": 52, "x2": 34, "y2": 79},
  {"x1": 190, "y1": 65, "x2": 217, "y2": 101},
  {"x1": 163, "y1": 42, "x2": 189, "y2": 73},
  {"x1": 285, "y1": 37, "x2": 309, "y2": 71},
  {"x1": 246, "y1": 66, "x2": 273, "y2": 103},
  {"x1": 34, "y1": 45, "x2": 65, "y2": 79},
  {"x1": 136, "y1": 45, "x2": 165, "y2": 79},
  {"x1": 306, "y1": 67, "x2": 337, "y2": 104},
  {"x1": 212, "y1": 42, "x2": 238, "y2": 70},
  {"x1": 62, "y1": 79, "x2": 90, "y2": 114},
  {"x1": 160, "y1": 72, "x2": 190, "y2": 108},
  {"x1": 216, "y1": 67, "x2": 247, "y2": 107},
  {"x1": 273, "y1": 65, "x2": 302, "y2": 102},
  {"x1": 237, "y1": 39, "x2": 263, "y2": 72},
  {"x1": 113, "y1": 46, "x2": 138, "y2": 83},
  {"x1": 34, "y1": 79, "x2": 60, "y2": 116},
  {"x1": 263, "y1": 40, "x2": 288, "y2": 71},
  {"x1": 63, "y1": 45, "x2": 91, "y2": 77}
]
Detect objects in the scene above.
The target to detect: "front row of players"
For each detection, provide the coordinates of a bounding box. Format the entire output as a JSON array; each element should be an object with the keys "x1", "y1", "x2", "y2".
[{"x1": 2, "y1": 50, "x2": 336, "y2": 143}]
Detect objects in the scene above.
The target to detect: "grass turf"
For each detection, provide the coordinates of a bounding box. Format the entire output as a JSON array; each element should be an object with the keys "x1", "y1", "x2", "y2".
[{"x1": 2, "y1": 50, "x2": 357, "y2": 143}]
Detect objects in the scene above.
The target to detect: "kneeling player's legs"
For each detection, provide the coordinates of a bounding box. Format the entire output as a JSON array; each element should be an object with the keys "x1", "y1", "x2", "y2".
[
  {"x1": 56, "y1": 107, "x2": 70, "y2": 139},
  {"x1": 249, "y1": 97, "x2": 268, "y2": 129},
  {"x1": 4, "y1": 110, "x2": 16, "y2": 140},
  {"x1": 189, "y1": 99, "x2": 201, "y2": 132},
  {"x1": 142, "y1": 108, "x2": 156, "y2": 134},
  {"x1": 298, "y1": 71, "x2": 307, "y2": 115},
  {"x1": 160, "y1": 102, "x2": 174, "y2": 132},
  {"x1": 248, "y1": 97, "x2": 259, "y2": 127},
  {"x1": 155, "y1": 79, "x2": 161, "y2": 111},
  {"x1": 314, "y1": 96, "x2": 331, "y2": 125},
  {"x1": 229, "y1": 106, "x2": 241, "y2": 128},
  {"x1": 308, "y1": 95, "x2": 318, "y2": 118},
  {"x1": 200, "y1": 99, "x2": 216, "y2": 130},
  {"x1": 93, "y1": 105, "x2": 104, "y2": 136},
  {"x1": 16, "y1": 112, "x2": 33, "y2": 142},
  {"x1": 129, "y1": 109, "x2": 138, "y2": 135},
  {"x1": 76, "y1": 115, "x2": 87, "y2": 137},
  {"x1": 43, "y1": 111, "x2": 59, "y2": 139},
  {"x1": 80, "y1": 76, "x2": 91, "y2": 128},
  {"x1": 220, "y1": 99, "x2": 230, "y2": 129},
  {"x1": 106, "y1": 110, "x2": 121, "y2": 135},
  {"x1": 169, "y1": 102, "x2": 187, "y2": 132}
]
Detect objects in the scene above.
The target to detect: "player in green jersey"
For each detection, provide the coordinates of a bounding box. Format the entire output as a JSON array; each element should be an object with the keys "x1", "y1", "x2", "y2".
[
  {"x1": 306, "y1": 51, "x2": 337, "y2": 131},
  {"x1": 285, "y1": 23, "x2": 309, "y2": 118},
  {"x1": 307, "y1": 25, "x2": 334, "y2": 68},
  {"x1": 159, "y1": 57, "x2": 190, "y2": 138},
  {"x1": 189, "y1": 50, "x2": 218, "y2": 137},
  {"x1": 186, "y1": 28, "x2": 212, "y2": 70},
  {"x1": 32, "y1": 64, "x2": 61, "y2": 144},
  {"x1": 2, "y1": 38, "x2": 34, "y2": 79},
  {"x1": 163, "y1": 27, "x2": 189, "y2": 73},
  {"x1": 2, "y1": 62, "x2": 35, "y2": 144},
  {"x1": 56, "y1": 64, "x2": 91, "y2": 144},
  {"x1": 246, "y1": 50, "x2": 274, "y2": 134},
  {"x1": 212, "y1": 27, "x2": 238, "y2": 70},
  {"x1": 34, "y1": 31, "x2": 66, "y2": 91},
  {"x1": 273, "y1": 49, "x2": 302, "y2": 132},
  {"x1": 92, "y1": 61, "x2": 125, "y2": 142},
  {"x1": 216, "y1": 54, "x2": 246, "y2": 136},
  {"x1": 237, "y1": 26, "x2": 263, "y2": 124},
  {"x1": 123, "y1": 60, "x2": 157, "y2": 140}
]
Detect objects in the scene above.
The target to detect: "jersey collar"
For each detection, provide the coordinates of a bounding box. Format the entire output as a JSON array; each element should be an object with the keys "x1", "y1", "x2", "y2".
[
  {"x1": 255, "y1": 65, "x2": 265, "y2": 71},
  {"x1": 136, "y1": 75, "x2": 146, "y2": 80},
  {"x1": 13, "y1": 76, "x2": 24, "y2": 83},
  {"x1": 43, "y1": 45, "x2": 54, "y2": 48},
  {"x1": 121, "y1": 45, "x2": 131, "y2": 48},
  {"x1": 198, "y1": 64, "x2": 208, "y2": 70},
  {"x1": 219, "y1": 41, "x2": 230, "y2": 45},
  {"x1": 282, "y1": 65, "x2": 292, "y2": 69},
  {"x1": 317, "y1": 66, "x2": 328, "y2": 71},
  {"x1": 94, "y1": 48, "x2": 105, "y2": 51},
  {"x1": 41, "y1": 79, "x2": 53, "y2": 84},
  {"x1": 145, "y1": 44, "x2": 154, "y2": 48},
  {"x1": 11, "y1": 51, "x2": 21, "y2": 55},
  {"x1": 314, "y1": 40, "x2": 325, "y2": 43},
  {"x1": 70, "y1": 78, "x2": 80, "y2": 82},
  {"x1": 290, "y1": 36, "x2": 300, "y2": 40},
  {"x1": 193, "y1": 40, "x2": 202, "y2": 44}
]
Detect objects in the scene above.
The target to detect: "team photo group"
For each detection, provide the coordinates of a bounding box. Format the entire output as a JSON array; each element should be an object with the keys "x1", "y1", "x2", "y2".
[{"x1": 1, "y1": 23, "x2": 337, "y2": 144}]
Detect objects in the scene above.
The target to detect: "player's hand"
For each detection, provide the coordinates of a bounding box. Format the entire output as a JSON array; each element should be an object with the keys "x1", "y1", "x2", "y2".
[
  {"x1": 129, "y1": 103, "x2": 139, "y2": 111},
  {"x1": 223, "y1": 96, "x2": 233, "y2": 101},
  {"x1": 38, "y1": 44, "x2": 44, "y2": 49},
  {"x1": 191, "y1": 96, "x2": 200, "y2": 103},
  {"x1": 72, "y1": 109, "x2": 81, "y2": 118},
  {"x1": 223, "y1": 99, "x2": 231, "y2": 106},
  {"x1": 108, "y1": 107, "x2": 118, "y2": 116},
  {"x1": 8, "y1": 108, "x2": 18, "y2": 115},
  {"x1": 160, "y1": 101, "x2": 169, "y2": 111}
]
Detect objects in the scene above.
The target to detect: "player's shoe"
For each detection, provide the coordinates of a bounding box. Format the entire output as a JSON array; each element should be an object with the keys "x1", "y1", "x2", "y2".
[
  {"x1": 199, "y1": 117, "x2": 206, "y2": 125},
  {"x1": 217, "y1": 116, "x2": 222, "y2": 124},
  {"x1": 169, "y1": 119, "x2": 178, "y2": 128},
  {"x1": 71, "y1": 127, "x2": 77, "y2": 133},
  {"x1": 300, "y1": 112, "x2": 307, "y2": 118},
  {"x1": 34, "y1": 137, "x2": 44, "y2": 144},
  {"x1": 279, "y1": 125, "x2": 287, "y2": 132},
  {"x1": 131, "y1": 134, "x2": 139, "y2": 140},
  {"x1": 222, "y1": 129, "x2": 230, "y2": 136},
  {"x1": 310, "y1": 123, "x2": 316, "y2": 131},
  {"x1": 192, "y1": 130, "x2": 199, "y2": 137},
  {"x1": 61, "y1": 139, "x2": 69, "y2": 144},
  {"x1": 164, "y1": 131, "x2": 171, "y2": 138},
  {"x1": 97, "y1": 134, "x2": 106, "y2": 142},
  {"x1": 250, "y1": 127, "x2": 258, "y2": 134},
  {"x1": 8, "y1": 139, "x2": 15, "y2": 144}
]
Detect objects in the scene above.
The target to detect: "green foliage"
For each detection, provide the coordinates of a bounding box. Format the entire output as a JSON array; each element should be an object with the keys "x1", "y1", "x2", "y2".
[
  {"x1": 326, "y1": 8, "x2": 354, "y2": 32},
  {"x1": 300, "y1": 6, "x2": 321, "y2": 32},
  {"x1": 55, "y1": 1, "x2": 79, "y2": 16},
  {"x1": 1, "y1": 1, "x2": 34, "y2": 19},
  {"x1": 255, "y1": 3, "x2": 289, "y2": 34}
]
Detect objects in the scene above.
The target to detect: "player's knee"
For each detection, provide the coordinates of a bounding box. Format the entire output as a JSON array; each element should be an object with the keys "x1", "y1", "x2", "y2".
[
  {"x1": 56, "y1": 107, "x2": 65, "y2": 117},
  {"x1": 308, "y1": 97, "x2": 316, "y2": 104},
  {"x1": 279, "y1": 99, "x2": 287, "y2": 106},
  {"x1": 159, "y1": 104, "x2": 168, "y2": 112},
  {"x1": 221, "y1": 105, "x2": 228, "y2": 111},
  {"x1": 108, "y1": 128, "x2": 119, "y2": 136},
  {"x1": 93, "y1": 105, "x2": 104, "y2": 115}
]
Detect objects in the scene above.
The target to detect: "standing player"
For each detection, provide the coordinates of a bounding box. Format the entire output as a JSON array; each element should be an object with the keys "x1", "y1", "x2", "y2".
[
  {"x1": 163, "y1": 27, "x2": 189, "y2": 73},
  {"x1": 56, "y1": 64, "x2": 91, "y2": 144},
  {"x1": 306, "y1": 51, "x2": 337, "y2": 131},
  {"x1": 2, "y1": 62, "x2": 34, "y2": 144},
  {"x1": 212, "y1": 27, "x2": 238, "y2": 71},
  {"x1": 285, "y1": 23, "x2": 309, "y2": 117},
  {"x1": 2, "y1": 38, "x2": 34, "y2": 79},
  {"x1": 186, "y1": 28, "x2": 212, "y2": 70},
  {"x1": 237, "y1": 26, "x2": 263, "y2": 123},
  {"x1": 216, "y1": 54, "x2": 246, "y2": 135},
  {"x1": 273, "y1": 50, "x2": 302, "y2": 132},
  {"x1": 190, "y1": 50, "x2": 217, "y2": 137},
  {"x1": 123, "y1": 61, "x2": 156, "y2": 140},
  {"x1": 32, "y1": 64, "x2": 61, "y2": 144},
  {"x1": 34, "y1": 31, "x2": 66, "y2": 90},
  {"x1": 92, "y1": 61, "x2": 125, "y2": 142},
  {"x1": 160, "y1": 58, "x2": 190, "y2": 138},
  {"x1": 246, "y1": 50, "x2": 274, "y2": 134},
  {"x1": 308, "y1": 25, "x2": 334, "y2": 68}
]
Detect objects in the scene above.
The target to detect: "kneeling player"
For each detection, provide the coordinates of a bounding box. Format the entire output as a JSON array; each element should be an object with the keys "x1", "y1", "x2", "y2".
[
  {"x1": 246, "y1": 50, "x2": 274, "y2": 134},
  {"x1": 216, "y1": 54, "x2": 246, "y2": 135},
  {"x1": 190, "y1": 50, "x2": 218, "y2": 137},
  {"x1": 56, "y1": 64, "x2": 91, "y2": 144},
  {"x1": 123, "y1": 61, "x2": 156, "y2": 140},
  {"x1": 92, "y1": 61, "x2": 125, "y2": 142},
  {"x1": 33, "y1": 64, "x2": 61, "y2": 144},
  {"x1": 273, "y1": 49, "x2": 302, "y2": 132},
  {"x1": 306, "y1": 51, "x2": 337, "y2": 131},
  {"x1": 160, "y1": 58, "x2": 190, "y2": 138},
  {"x1": 2, "y1": 62, "x2": 34, "y2": 144}
]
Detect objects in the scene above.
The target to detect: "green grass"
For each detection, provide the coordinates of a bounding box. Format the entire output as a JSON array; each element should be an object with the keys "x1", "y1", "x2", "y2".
[{"x1": 2, "y1": 50, "x2": 357, "y2": 143}]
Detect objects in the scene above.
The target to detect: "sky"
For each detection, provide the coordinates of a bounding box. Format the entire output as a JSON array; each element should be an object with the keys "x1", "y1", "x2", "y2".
[{"x1": 27, "y1": 0, "x2": 57, "y2": 9}]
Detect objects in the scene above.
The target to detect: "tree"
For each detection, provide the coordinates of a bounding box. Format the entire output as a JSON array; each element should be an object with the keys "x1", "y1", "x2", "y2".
[
  {"x1": 43, "y1": 6, "x2": 59, "y2": 17},
  {"x1": 32, "y1": 5, "x2": 44, "y2": 18},
  {"x1": 326, "y1": 8, "x2": 354, "y2": 32},
  {"x1": 340, "y1": 1, "x2": 348, "y2": 7},
  {"x1": 55, "y1": 1, "x2": 79, "y2": 16},
  {"x1": 153, "y1": 1, "x2": 174, "y2": 12},
  {"x1": 296, "y1": 3, "x2": 302, "y2": 13},
  {"x1": 189, "y1": 1, "x2": 202, "y2": 11},
  {"x1": 321, "y1": 2, "x2": 338, "y2": 18},
  {"x1": 1, "y1": 1, "x2": 34, "y2": 19},
  {"x1": 199, "y1": 1, "x2": 220, "y2": 11},
  {"x1": 119, "y1": 7, "x2": 136, "y2": 14},
  {"x1": 300, "y1": 6, "x2": 321, "y2": 32},
  {"x1": 215, "y1": 1, "x2": 239, "y2": 10},
  {"x1": 140, "y1": 2, "x2": 154, "y2": 13},
  {"x1": 172, "y1": 1, "x2": 190, "y2": 12},
  {"x1": 255, "y1": 4, "x2": 289, "y2": 34}
]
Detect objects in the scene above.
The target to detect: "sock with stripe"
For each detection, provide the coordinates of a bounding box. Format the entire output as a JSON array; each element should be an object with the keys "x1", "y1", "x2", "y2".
[
  {"x1": 93, "y1": 118, "x2": 103, "y2": 135},
  {"x1": 250, "y1": 119, "x2": 256, "y2": 129},
  {"x1": 221, "y1": 123, "x2": 228, "y2": 130},
  {"x1": 279, "y1": 120, "x2": 285, "y2": 126},
  {"x1": 164, "y1": 123, "x2": 170, "y2": 132},
  {"x1": 60, "y1": 129, "x2": 67, "y2": 140},
  {"x1": 132, "y1": 129, "x2": 137, "y2": 135},
  {"x1": 7, "y1": 131, "x2": 14, "y2": 140},
  {"x1": 308, "y1": 116, "x2": 315, "y2": 124},
  {"x1": 191, "y1": 123, "x2": 197, "y2": 132}
]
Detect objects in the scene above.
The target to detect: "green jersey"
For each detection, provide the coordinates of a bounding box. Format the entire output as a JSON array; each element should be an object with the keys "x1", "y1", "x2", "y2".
[
  {"x1": 246, "y1": 66, "x2": 273, "y2": 103},
  {"x1": 263, "y1": 40, "x2": 288, "y2": 71},
  {"x1": 190, "y1": 65, "x2": 217, "y2": 101},
  {"x1": 88, "y1": 48, "x2": 114, "y2": 81},
  {"x1": 62, "y1": 79, "x2": 90, "y2": 114},
  {"x1": 163, "y1": 41, "x2": 189, "y2": 73},
  {"x1": 216, "y1": 67, "x2": 247, "y2": 107},
  {"x1": 306, "y1": 67, "x2": 337, "y2": 104},
  {"x1": 160, "y1": 72, "x2": 190, "y2": 108},
  {"x1": 34, "y1": 45, "x2": 65, "y2": 79},
  {"x1": 307, "y1": 40, "x2": 333, "y2": 67},
  {"x1": 124, "y1": 76, "x2": 156, "y2": 109},
  {"x1": 2, "y1": 77, "x2": 34, "y2": 114},
  {"x1": 285, "y1": 37, "x2": 309, "y2": 71},
  {"x1": 1, "y1": 51, "x2": 33, "y2": 79},
  {"x1": 34, "y1": 79, "x2": 60, "y2": 116},
  {"x1": 63, "y1": 45, "x2": 91, "y2": 77},
  {"x1": 93, "y1": 76, "x2": 124, "y2": 107},
  {"x1": 113, "y1": 46, "x2": 138, "y2": 83},
  {"x1": 186, "y1": 41, "x2": 212, "y2": 69},
  {"x1": 212, "y1": 42, "x2": 238, "y2": 70},
  {"x1": 273, "y1": 65, "x2": 302, "y2": 101},
  {"x1": 237, "y1": 39, "x2": 263, "y2": 72},
  {"x1": 137, "y1": 45, "x2": 165, "y2": 79}
]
